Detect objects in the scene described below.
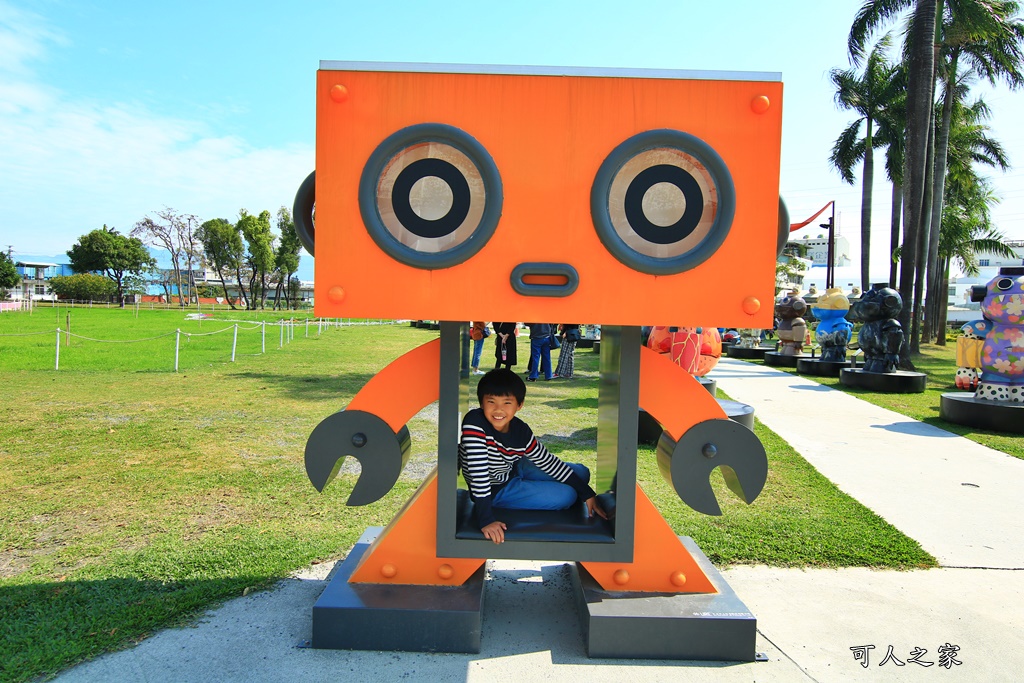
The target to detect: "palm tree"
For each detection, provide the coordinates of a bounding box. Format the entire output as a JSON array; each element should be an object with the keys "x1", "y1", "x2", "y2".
[
  {"x1": 930, "y1": 94, "x2": 1011, "y2": 340},
  {"x1": 829, "y1": 34, "x2": 903, "y2": 293},
  {"x1": 851, "y1": 0, "x2": 939, "y2": 363},
  {"x1": 923, "y1": 1, "x2": 1024, "y2": 341}
]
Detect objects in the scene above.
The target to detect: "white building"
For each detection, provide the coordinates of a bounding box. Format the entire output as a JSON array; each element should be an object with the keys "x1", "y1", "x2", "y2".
[{"x1": 788, "y1": 233, "x2": 853, "y2": 268}]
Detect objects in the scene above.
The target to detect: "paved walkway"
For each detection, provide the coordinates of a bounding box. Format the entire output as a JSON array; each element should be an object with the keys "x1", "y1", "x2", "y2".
[{"x1": 55, "y1": 358, "x2": 1024, "y2": 682}]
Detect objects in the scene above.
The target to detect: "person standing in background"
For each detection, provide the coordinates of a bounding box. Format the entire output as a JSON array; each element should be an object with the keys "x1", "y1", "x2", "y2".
[
  {"x1": 525, "y1": 322, "x2": 553, "y2": 381},
  {"x1": 493, "y1": 322, "x2": 518, "y2": 370},
  {"x1": 470, "y1": 321, "x2": 489, "y2": 375},
  {"x1": 554, "y1": 323, "x2": 581, "y2": 379}
]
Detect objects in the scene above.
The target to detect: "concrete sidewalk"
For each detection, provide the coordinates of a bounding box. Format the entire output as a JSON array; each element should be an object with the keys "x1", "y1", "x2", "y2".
[{"x1": 55, "y1": 358, "x2": 1024, "y2": 682}]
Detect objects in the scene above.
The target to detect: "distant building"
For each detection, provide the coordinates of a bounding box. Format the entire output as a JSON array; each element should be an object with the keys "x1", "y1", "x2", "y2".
[
  {"x1": 12, "y1": 261, "x2": 75, "y2": 301},
  {"x1": 789, "y1": 233, "x2": 852, "y2": 268}
]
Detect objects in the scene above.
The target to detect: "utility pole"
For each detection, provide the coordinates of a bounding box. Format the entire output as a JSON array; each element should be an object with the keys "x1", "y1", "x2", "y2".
[{"x1": 819, "y1": 203, "x2": 836, "y2": 290}]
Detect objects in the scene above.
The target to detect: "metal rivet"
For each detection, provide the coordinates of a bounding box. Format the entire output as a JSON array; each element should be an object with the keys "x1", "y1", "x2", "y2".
[
  {"x1": 352, "y1": 433, "x2": 367, "y2": 447},
  {"x1": 702, "y1": 443, "x2": 717, "y2": 459}
]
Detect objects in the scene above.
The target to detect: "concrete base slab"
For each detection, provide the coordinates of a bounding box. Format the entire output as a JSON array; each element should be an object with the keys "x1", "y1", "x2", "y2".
[
  {"x1": 311, "y1": 528, "x2": 485, "y2": 653},
  {"x1": 840, "y1": 368, "x2": 926, "y2": 393},
  {"x1": 796, "y1": 357, "x2": 851, "y2": 376},
  {"x1": 570, "y1": 536, "x2": 757, "y2": 661},
  {"x1": 939, "y1": 392, "x2": 1024, "y2": 434}
]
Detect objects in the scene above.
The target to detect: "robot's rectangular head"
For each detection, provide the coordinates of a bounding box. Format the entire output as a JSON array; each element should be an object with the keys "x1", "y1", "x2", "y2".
[{"x1": 311, "y1": 62, "x2": 783, "y2": 326}]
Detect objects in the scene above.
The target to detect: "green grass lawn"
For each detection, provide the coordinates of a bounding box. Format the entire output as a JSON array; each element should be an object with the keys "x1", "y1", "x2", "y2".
[
  {"x1": 0, "y1": 315, "x2": 934, "y2": 682},
  {"x1": 749, "y1": 339, "x2": 1024, "y2": 460}
]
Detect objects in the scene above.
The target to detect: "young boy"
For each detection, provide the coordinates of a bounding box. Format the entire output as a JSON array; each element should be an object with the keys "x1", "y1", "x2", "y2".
[{"x1": 459, "y1": 368, "x2": 607, "y2": 544}]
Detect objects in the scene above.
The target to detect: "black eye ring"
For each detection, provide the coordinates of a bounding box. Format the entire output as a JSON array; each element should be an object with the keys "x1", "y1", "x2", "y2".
[
  {"x1": 359, "y1": 123, "x2": 502, "y2": 270},
  {"x1": 591, "y1": 129, "x2": 735, "y2": 275},
  {"x1": 996, "y1": 278, "x2": 1015, "y2": 291}
]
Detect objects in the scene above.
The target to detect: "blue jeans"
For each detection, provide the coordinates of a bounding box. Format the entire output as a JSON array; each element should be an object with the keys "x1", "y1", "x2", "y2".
[
  {"x1": 492, "y1": 459, "x2": 590, "y2": 510},
  {"x1": 527, "y1": 337, "x2": 552, "y2": 379},
  {"x1": 471, "y1": 337, "x2": 484, "y2": 369}
]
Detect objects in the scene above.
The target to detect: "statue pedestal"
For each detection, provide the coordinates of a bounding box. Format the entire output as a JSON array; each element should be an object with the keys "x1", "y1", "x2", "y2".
[
  {"x1": 570, "y1": 536, "x2": 759, "y2": 661},
  {"x1": 939, "y1": 393, "x2": 1024, "y2": 434},
  {"x1": 840, "y1": 368, "x2": 926, "y2": 393},
  {"x1": 727, "y1": 345, "x2": 768, "y2": 360},
  {"x1": 763, "y1": 351, "x2": 803, "y2": 368},
  {"x1": 796, "y1": 357, "x2": 851, "y2": 377},
  {"x1": 311, "y1": 528, "x2": 486, "y2": 652},
  {"x1": 638, "y1": 397, "x2": 753, "y2": 445}
]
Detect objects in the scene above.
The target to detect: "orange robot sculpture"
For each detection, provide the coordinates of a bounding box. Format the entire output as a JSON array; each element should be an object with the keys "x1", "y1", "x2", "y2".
[{"x1": 295, "y1": 62, "x2": 783, "y2": 659}]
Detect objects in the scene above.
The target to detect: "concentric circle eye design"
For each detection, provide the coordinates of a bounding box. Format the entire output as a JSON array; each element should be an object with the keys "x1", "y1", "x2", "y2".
[
  {"x1": 591, "y1": 130, "x2": 735, "y2": 275},
  {"x1": 359, "y1": 123, "x2": 502, "y2": 269},
  {"x1": 996, "y1": 277, "x2": 1015, "y2": 291}
]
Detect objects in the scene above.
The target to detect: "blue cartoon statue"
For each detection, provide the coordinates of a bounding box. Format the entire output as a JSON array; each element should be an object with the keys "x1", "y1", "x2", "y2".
[
  {"x1": 971, "y1": 267, "x2": 1024, "y2": 402},
  {"x1": 955, "y1": 320, "x2": 990, "y2": 391},
  {"x1": 851, "y1": 284, "x2": 903, "y2": 373},
  {"x1": 811, "y1": 287, "x2": 853, "y2": 363}
]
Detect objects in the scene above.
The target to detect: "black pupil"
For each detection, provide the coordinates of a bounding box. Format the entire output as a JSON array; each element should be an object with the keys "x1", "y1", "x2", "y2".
[
  {"x1": 623, "y1": 164, "x2": 705, "y2": 245},
  {"x1": 391, "y1": 157, "x2": 471, "y2": 239},
  {"x1": 997, "y1": 278, "x2": 1014, "y2": 291}
]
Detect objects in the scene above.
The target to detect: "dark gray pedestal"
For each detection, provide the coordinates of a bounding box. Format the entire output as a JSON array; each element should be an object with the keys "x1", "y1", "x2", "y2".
[
  {"x1": 939, "y1": 393, "x2": 1024, "y2": 434},
  {"x1": 727, "y1": 345, "x2": 768, "y2": 360},
  {"x1": 796, "y1": 357, "x2": 851, "y2": 376},
  {"x1": 311, "y1": 528, "x2": 486, "y2": 653},
  {"x1": 637, "y1": 396, "x2": 752, "y2": 446},
  {"x1": 763, "y1": 351, "x2": 803, "y2": 367},
  {"x1": 570, "y1": 536, "x2": 757, "y2": 661},
  {"x1": 840, "y1": 368, "x2": 927, "y2": 393}
]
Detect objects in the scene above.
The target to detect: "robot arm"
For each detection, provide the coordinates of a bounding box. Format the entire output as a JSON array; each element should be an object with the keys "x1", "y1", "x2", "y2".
[
  {"x1": 638, "y1": 346, "x2": 768, "y2": 516},
  {"x1": 304, "y1": 338, "x2": 441, "y2": 504}
]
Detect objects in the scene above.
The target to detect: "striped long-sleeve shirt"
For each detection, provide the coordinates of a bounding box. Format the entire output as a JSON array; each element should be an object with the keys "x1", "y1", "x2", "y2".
[{"x1": 458, "y1": 408, "x2": 595, "y2": 528}]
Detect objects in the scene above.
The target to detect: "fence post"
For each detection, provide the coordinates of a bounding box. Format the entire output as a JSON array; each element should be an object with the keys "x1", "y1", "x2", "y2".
[
  {"x1": 279, "y1": 320, "x2": 284, "y2": 348},
  {"x1": 305, "y1": 319, "x2": 309, "y2": 338},
  {"x1": 261, "y1": 321, "x2": 266, "y2": 353},
  {"x1": 231, "y1": 324, "x2": 238, "y2": 362},
  {"x1": 175, "y1": 329, "x2": 181, "y2": 372},
  {"x1": 55, "y1": 328, "x2": 61, "y2": 370}
]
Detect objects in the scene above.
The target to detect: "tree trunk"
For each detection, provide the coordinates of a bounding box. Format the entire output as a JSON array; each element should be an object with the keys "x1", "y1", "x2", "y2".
[
  {"x1": 911, "y1": 122, "x2": 935, "y2": 355},
  {"x1": 937, "y1": 256, "x2": 951, "y2": 346},
  {"x1": 898, "y1": 0, "x2": 939, "y2": 369},
  {"x1": 860, "y1": 118, "x2": 875, "y2": 294},
  {"x1": 923, "y1": 61, "x2": 957, "y2": 344},
  {"x1": 234, "y1": 264, "x2": 249, "y2": 310},
  {"x1": 889, "y1": 182, "x2": 903, "y2": 288},
  {"x1": 215, "y1": 265, "x2": 236, "y2": 310}
]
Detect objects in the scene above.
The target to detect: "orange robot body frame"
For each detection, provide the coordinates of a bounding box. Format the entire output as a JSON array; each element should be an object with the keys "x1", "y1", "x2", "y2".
[{"x1": 313, "y1": 63, "x2": 783, "y2": 327}]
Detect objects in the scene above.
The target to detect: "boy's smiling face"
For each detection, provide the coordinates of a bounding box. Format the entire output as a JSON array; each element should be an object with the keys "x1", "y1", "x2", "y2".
[{"x1": 481, "y1": 393, "x2": 522, "y2": 433}]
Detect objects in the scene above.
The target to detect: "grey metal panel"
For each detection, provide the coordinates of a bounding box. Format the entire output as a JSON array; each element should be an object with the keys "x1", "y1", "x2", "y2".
[
  {"x1": 570, "y1": 536, "x2": 758, "y2": 661},
  {"x1": 319, "y1": 60, "x2": 782, "y2": 82},
  {"x1": 596, "y1": 326, "x2": 638, "y2": 558},
  {"x1": 435, "y1": 322, "x2": 464, "y2": 553}
]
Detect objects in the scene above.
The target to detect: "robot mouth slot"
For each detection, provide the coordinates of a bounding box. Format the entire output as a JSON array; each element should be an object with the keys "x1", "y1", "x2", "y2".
[{"x1": 510, "y1": 263, "x2": 579, "y2": 298}]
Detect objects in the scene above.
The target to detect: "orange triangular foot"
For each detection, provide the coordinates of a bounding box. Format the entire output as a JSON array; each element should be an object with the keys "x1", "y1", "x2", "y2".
[
  {"x1": 581, "y1": 485, "x2": 717, "y2": 593},
  {"x1": 349, "y1": 470, "x2": 485, "y2": 585}
]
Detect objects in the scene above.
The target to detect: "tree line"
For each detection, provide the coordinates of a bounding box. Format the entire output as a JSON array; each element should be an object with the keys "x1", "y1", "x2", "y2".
[
  {"x1": 828, "y1": 0, "x2": 1024, "y2": 365},
  {"x1": 51, "y1": 207, "x2": 303, "y2": 310}
]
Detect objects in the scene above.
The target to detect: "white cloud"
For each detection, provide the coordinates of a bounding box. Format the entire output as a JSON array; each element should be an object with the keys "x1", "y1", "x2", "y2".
[{"x1": 0, "y1": 2, "x2": 313, "y2": 255}]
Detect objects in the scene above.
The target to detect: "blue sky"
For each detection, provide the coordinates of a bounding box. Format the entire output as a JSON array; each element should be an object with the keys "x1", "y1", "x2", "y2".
[{"x1": 3, "y1": 0, "x2": 1023, "y2": 282}]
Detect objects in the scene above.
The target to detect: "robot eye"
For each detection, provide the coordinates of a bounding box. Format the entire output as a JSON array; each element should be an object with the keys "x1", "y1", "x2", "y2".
[
  {"x1": 591, "y1": 129, "x2": 735, "y2": 275},
  {"x1": 996, "y1": 277, "x2": 1015, "y2": 291},
  {"x1": 359, "y1": 123, "x2": 502, "y2": 269}
]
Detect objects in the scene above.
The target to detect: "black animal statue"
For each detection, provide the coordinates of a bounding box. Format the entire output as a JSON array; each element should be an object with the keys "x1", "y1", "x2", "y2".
[{"x1": 851, "y1": 283, "x2": 903, "y2": 373}]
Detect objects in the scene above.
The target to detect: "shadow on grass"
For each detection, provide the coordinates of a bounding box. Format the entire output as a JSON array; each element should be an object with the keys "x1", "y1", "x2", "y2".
[
  {"x1": 0, "y1": 574, "x2": 275, "y2": 683},
  {"x1": 543, "y1": 397, "x2": 598, "y2": 410},
  {"x1": 229, "y1": 371, "x2": 380, "y2": 402}
]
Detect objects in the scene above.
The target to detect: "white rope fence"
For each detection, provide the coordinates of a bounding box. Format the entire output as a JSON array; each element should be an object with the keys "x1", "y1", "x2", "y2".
[{"x1": 0, "y1": 318, "x2": 399, "y2": 372}]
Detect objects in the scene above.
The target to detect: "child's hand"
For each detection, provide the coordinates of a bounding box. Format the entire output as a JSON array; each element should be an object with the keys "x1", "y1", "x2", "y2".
[
  {"x1": 585, "y1": 497, "x2": 609, "y2": 520},
  {"x1": 482, "y1": 521, "x2": 507, "y2": 544}
]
